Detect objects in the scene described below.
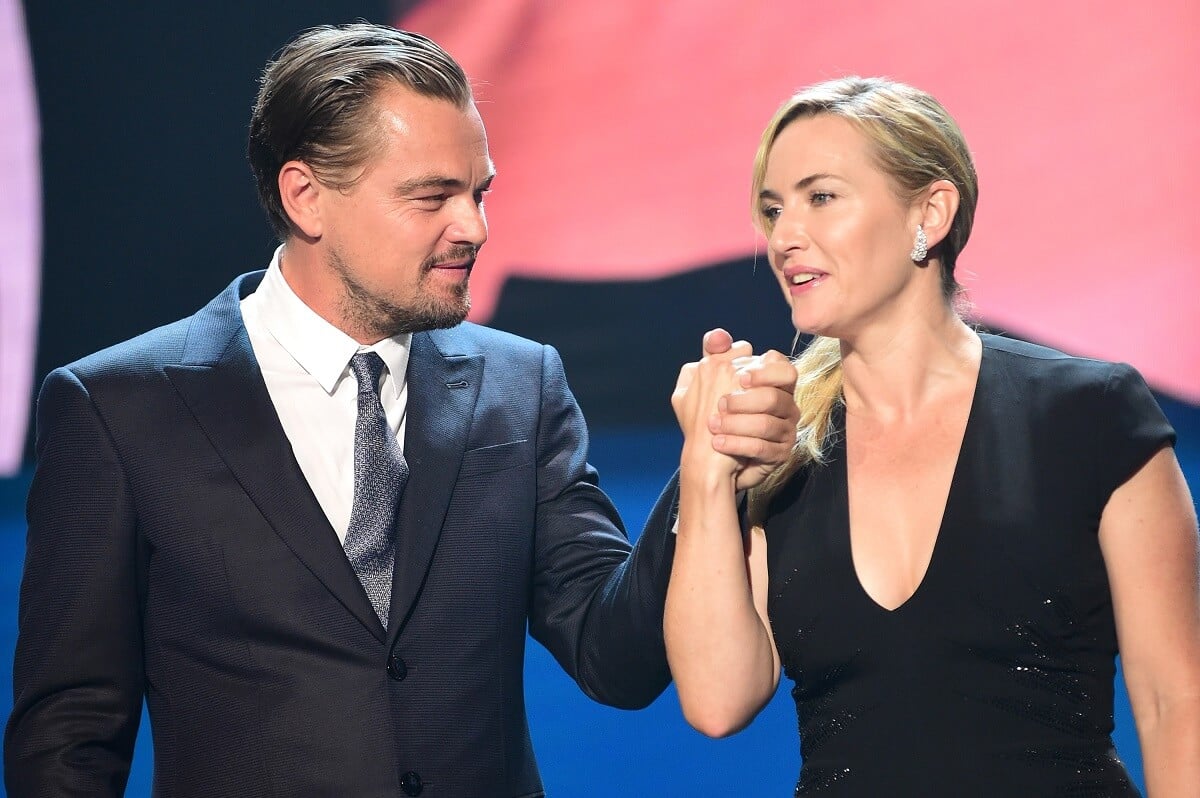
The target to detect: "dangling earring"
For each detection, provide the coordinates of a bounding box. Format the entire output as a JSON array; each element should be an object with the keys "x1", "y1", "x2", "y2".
[
  {"x1": 910, "y1": 225, "x2": 928, "y2": 262},
  {"x1": 907, "y1": 224, "x2": 926, "y2": 261}
]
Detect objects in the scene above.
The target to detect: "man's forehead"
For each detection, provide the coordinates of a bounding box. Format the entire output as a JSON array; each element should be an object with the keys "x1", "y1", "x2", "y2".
[
  {"x1": 372, "y1": 82, "x2": 478, "y2": 122},
  {"x1": 369, "y1": 94, "x2": 486, "y2": 156}
]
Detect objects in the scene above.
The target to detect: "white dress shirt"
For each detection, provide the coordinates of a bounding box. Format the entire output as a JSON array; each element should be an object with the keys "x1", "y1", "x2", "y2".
[{"x1": 240, "y1": 247, "x2": 411, "y2": 543}]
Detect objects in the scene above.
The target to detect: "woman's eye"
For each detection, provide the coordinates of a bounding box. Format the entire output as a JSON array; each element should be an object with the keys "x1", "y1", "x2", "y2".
[
  {"x1": 810, "y1": 191, "x2": 834, "y2": 205},
  {"x1": 760, "y1": 206, "x2": 782, "y2": 223}
]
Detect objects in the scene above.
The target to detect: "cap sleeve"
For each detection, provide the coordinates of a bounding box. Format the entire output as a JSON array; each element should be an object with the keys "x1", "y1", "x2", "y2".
[{"x1": 1095, "y1": 362, "x2": 1176, "y2": 499}]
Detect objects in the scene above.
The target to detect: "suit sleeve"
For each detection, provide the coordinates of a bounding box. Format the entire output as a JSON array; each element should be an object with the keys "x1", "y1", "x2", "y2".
[
  {"x1": 4, "y1": 368, "x2": 144, "y2": 797},
  {"x1": 526, "y1": 345, "x2": 676, "y2": 709}
]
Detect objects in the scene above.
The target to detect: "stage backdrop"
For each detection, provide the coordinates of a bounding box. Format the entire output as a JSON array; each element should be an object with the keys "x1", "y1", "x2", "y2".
[
  {"x1": 6, "y1": 1, "x2": 1199, "y2": 462},
  {"x1": 397, "y1": 0, "x2": 1200, "y2": 421},
  {"x1": 0, "y1": 0, "x2": 39, "y2": 475}
]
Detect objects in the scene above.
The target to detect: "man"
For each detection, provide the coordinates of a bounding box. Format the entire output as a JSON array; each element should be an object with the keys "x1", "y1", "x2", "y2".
[{"x1": 5, "y1": 23, "x2": 799, "y2": 797}]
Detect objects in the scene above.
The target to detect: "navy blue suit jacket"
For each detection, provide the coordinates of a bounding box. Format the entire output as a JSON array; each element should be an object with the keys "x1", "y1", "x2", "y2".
[{"x1": 6, "y1": 272, "x2": 678, "y2": 797}]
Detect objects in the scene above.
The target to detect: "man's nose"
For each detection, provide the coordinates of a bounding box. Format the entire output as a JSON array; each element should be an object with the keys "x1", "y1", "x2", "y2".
[{"x1": 448, "y1": 200, "x2": 487, "y2": 248}]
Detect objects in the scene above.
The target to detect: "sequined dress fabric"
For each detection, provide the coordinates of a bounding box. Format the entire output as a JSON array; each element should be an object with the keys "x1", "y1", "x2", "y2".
[{"x1": 764, "y1": 335, "x2": 1175, "y2": 797}]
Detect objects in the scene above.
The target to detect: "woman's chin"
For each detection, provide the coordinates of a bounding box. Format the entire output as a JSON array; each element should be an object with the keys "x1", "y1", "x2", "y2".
[{"x1": 791, "y1": 314, "x2": 834, "y2": 339}]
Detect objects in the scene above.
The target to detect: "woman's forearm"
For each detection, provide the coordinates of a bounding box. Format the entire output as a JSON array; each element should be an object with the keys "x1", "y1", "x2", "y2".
[
  {"x1": 1138, "y1": 694, "x2": 1200, "y2": 797},
  {"x1": 665, "y1": 453, "x2": 778, "y2": 737}
]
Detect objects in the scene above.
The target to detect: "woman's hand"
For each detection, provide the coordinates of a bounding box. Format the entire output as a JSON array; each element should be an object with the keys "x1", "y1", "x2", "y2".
[{"x1": 673, "y1": 329, "x2": 799, "y2": 490}]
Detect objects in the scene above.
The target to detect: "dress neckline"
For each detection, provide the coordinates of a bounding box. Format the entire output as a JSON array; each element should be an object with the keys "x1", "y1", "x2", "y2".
[{"x1": 836, "y1": 335, "x2": 989, "y2": 614}]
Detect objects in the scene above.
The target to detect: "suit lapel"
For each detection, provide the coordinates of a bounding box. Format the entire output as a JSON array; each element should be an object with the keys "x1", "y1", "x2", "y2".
[
  {"x1": 387, "y1": 329, "x2": 482, "y2": 639},
  {"x1": 166, "y1": 273, "x2": 386, "y2": 641}
]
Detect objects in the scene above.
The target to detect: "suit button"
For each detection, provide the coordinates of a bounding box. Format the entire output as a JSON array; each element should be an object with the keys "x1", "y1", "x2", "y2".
[
  {"x1": 400, "y1": 770, "x2": 423, "y2": 796},
  {"x1": 387, "y1": 654, "x2": 408, "y2": 681}
]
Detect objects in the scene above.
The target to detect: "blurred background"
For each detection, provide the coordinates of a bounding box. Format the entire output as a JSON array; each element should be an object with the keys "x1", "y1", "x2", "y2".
[{"x1": 1, "y1": 0, "x2": 1196, "y2": 794}]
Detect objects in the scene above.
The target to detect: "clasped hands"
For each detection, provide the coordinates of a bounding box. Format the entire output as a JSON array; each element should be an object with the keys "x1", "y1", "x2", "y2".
[{"x1": 672, "y1": 329, "x2": 799, "y2": 491}]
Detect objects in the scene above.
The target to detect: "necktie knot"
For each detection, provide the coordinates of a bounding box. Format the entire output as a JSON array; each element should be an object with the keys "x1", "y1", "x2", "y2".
[{"x1": 349, "y1": 352, "x2": 387, "y2": 398}]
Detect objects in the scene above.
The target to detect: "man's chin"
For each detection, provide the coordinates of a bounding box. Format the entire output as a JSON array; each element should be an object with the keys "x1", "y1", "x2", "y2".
[
  {"x1": 420, "y1": 310, "x2": 469, "y2": 331},
  {"x1": 432, "y1": 294, "x2": 471, "y2": 328},
  {"x1": 393, "y1": 296, "x2": 471, "y2": 334}
]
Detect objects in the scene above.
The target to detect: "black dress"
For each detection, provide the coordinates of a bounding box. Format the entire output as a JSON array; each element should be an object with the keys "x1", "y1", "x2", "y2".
[{"x1": 765, "y1": 335, "x2": 1176, "y2": 797}]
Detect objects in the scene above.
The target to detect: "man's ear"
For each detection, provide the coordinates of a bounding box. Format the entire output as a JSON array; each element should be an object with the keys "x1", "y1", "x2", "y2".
[
  {"x1": 278, "y1": 160, "x2": 323, "y2": 239},
  {"x1": 916, "y1": 179, "x2": 960, "y2": 252}
]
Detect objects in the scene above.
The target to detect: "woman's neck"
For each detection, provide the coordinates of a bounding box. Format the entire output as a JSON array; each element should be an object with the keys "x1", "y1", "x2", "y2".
[{"x1": 838, "y1": 309, "x2": 980, "y2": 424}]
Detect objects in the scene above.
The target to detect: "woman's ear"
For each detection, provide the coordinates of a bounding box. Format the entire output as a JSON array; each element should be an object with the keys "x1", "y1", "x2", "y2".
[
  {"x1": 278, "y1": 160, "x2": 323, "y2": 239},
  {"x1": 916, "y1": 179, "x2": 960, "y2": 252}
]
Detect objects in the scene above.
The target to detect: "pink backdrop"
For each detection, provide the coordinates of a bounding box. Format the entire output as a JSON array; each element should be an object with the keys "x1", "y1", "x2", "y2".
[
  {"x1": 0, "y1": 0, "x2": 40, "y2": 476},
  {"x1": 399, "y1": 0, "x2": 1200, "y2": 402}
]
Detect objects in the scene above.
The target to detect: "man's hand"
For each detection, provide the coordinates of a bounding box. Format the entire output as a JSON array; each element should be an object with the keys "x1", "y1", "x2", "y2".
[{"x1": 672, "y1": 332, "x2": 751, "y2": 481}]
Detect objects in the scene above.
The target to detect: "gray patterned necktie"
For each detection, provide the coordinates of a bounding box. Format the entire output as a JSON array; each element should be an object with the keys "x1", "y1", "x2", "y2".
[{"x1": 345, "y1": 352, "x2": 408, "y2": 628}]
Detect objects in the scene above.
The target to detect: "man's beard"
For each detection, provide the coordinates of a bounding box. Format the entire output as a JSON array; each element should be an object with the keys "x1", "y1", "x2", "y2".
[{"x1": 331, "y1": 248, "x2": 475, "y2": 339}]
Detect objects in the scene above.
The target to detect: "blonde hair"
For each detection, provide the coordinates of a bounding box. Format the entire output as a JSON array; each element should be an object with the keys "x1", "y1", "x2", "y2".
[{"x1": 748, "y1": 77, "x2": 978, "y2": 523}]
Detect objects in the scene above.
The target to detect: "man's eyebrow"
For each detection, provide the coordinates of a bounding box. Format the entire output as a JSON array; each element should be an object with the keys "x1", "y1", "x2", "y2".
[
  {"x1": 396, "y1": 176, "x2": 465, "y2": 194},
  {"x1": 758, "y1": 172, "x2": 838, "y2": 200},
  {"x1": 396, "y1": 172, "x2": 497, "y2": 194}
]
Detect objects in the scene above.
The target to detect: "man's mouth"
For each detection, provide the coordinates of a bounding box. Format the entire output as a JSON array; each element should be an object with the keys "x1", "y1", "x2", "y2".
[{"x1": 426, "y1": 246, "x2": 479, "y2": 273}]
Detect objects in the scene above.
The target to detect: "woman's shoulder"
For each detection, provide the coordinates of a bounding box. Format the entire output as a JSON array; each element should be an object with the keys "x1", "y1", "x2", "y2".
[
  {"x1": 978, "y1": 332, "x2": 1174, "y2": 499},
  {"x1": 978, "y1": 331, "x2": 1173, "y2": 451},
  {"x1": 982, "y1": 332, "x2": 1113, "y2": 371},
  {"x1": 979, "y1": 332, "x2": 1142, "y2": 400}
]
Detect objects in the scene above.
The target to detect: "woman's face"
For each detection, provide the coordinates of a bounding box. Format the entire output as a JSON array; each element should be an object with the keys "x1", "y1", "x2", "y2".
[{"x1": 758, "y1": 114, "x2": 923, "y2": 339}]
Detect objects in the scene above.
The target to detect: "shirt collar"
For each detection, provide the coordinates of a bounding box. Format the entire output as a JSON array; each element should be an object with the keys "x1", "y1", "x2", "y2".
[{"x1": 255, "y1": 245, "x2": 412, "y2": 396}]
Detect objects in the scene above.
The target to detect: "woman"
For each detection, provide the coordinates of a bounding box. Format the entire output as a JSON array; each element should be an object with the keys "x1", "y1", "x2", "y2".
[{"x1": 666, "y1": 77, "x2": 1200, "y2": 796}]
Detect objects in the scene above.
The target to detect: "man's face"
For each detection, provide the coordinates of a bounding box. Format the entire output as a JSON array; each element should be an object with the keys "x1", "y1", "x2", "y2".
[{"x1": 315, "y1": 84, "x2": 494, "y2": 341}]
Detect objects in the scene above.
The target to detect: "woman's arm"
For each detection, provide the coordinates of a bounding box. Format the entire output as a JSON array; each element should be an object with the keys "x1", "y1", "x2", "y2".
[
  {"x1": 1101, "y1": 446, "x2": 1200, "y2": 797},
  {"x1": 664, "y1": 334, "x2": 791, "y2": 737}
]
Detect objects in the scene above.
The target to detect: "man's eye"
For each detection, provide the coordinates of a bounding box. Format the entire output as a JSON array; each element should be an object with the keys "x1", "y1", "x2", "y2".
[{"x1": 414, "y1": 194, "x2": 448, "y2": 204}]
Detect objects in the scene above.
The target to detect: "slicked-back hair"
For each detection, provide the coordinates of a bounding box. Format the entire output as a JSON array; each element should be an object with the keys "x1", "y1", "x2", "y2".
[{"x1": 248, "y1": 23, "x2": 472, "y2": 239}]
